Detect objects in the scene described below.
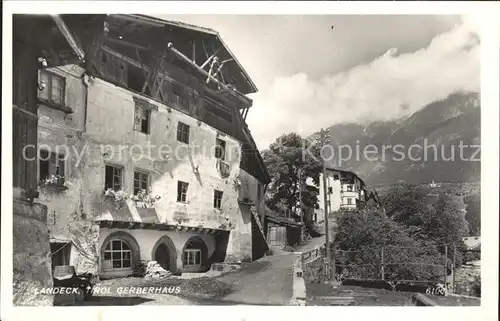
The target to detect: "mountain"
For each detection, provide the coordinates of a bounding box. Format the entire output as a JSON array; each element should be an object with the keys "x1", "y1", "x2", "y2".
[{"x1": 323, "y1": 91, "x2": 480, "y2": 186}]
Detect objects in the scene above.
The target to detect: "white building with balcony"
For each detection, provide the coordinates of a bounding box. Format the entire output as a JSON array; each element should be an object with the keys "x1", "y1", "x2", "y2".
[{"x1": 307, "y1": 168, "x2": 366, "y2": 221}]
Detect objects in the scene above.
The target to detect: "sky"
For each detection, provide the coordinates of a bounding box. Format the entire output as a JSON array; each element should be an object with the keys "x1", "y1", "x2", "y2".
[{"x1": 158, "y1": 15, "x2": 480, "y2": 150}]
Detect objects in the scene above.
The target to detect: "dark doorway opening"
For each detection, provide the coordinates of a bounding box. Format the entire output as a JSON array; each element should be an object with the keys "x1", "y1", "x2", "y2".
[
  {"x1": 154, "y1": 243, "x2": 171, "y2": 272},
  {"x1": 50, "y1": 242, "x2": 71, "y2": 270}
]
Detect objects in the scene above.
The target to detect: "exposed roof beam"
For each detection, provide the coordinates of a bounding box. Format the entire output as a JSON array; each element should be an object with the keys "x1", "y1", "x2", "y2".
[
  {"x1": 192, "y1": 41, "x2": 196, "y2": 63},
  {"x1": 110, "y1": 14, "x2": 165, "y2": 27},
  {"x1": 200, "y1": 50, "x2": 220, "y2": 70},
  {"x1": 105, "y1": 36, "x2": 151, "y2": 51},
  {"x1": 51, "y1": 15, "x2": 85, "y2": 62},
  {"x1": 167, "y1": 42, "x2": 251, "y2": 106}
]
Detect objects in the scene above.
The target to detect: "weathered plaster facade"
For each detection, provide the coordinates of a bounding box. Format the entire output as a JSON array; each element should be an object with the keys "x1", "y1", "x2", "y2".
[
  {"x1": 37, "y1": 66, "x2": 267, "y2": 277},
  {"x1": 30, "y1": 15, "x2": 270, "y2": 281}
]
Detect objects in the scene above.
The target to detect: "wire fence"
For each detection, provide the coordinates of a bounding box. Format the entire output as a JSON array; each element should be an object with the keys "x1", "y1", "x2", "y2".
[{"x1": 302, "y1": 242, "x2": 480, "y2": 296}]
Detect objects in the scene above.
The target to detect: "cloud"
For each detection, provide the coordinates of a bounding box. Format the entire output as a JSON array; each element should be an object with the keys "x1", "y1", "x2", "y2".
[{"x1": 247, "y1": 16, "x2": 480, "y2": 150}]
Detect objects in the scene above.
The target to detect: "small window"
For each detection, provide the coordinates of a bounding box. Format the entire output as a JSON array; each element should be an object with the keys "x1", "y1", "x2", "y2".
[
  {"x1": 134, "y1": 105, "x2": 150, "y2": 134},
  {"x1": 133, "y1": 171, "x2": 149, "y2": 195},
  {"x1": 177, "y1": 181, "x2": 189, "y2": 203},
  {"x1": 39, "y1": 71, "x2": 65, "y2": 107},
  {"x1": 105, "y1": 165, "x2": 123, "y2": 191},
  {"x1": 333, "y1": 174, "x2": 340, "y2": 180},
  {"x1": 39, "y1": 150, "x2": 65, "y2": 181},
  {"x1": 183, "y1": 249, "x2": 201, "y2": 267},
  {"x1": 347, "y1": 198, "x2": 353, "y2": 205},
  {"x1": 103, "y1": 239, "x2": 132, "y2": 269},
  {"x1": 328, "y1": 187, "x2": 333, "y2": 194},
  {"x1": 347, "y1": 185, "x2": 353, "y2": 192},
  {"x1": 215, "y1": 138, "x2": 226, "y2": 160},
  {"x1": 177, "y1": 122, "x2": 190, "y2": 144},
  {"x1": 213, "y1": 190, "x2": 223, "y2": 209}
]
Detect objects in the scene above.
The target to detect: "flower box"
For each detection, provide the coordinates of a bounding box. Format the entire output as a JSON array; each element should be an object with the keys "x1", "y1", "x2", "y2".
[{"x1": 40, "y1": 175, "x2": 68, "y2": 190}]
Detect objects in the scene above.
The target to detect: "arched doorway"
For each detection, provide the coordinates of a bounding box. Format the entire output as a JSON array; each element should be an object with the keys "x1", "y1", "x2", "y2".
[
  {"x1": 151, "y1": 236, "x2": 177, "y2": 274},
  {"x1": 154, "y1": 243, "x2": 171, "y2": 271},
  {"x1": 182, "y1": 237, "x2": 209, "y2": 273}
]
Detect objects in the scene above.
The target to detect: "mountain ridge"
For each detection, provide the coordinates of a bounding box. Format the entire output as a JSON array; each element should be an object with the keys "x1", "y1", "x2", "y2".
[{"x1": 321, "y1": 91, "x2": 480, "y2": 186}]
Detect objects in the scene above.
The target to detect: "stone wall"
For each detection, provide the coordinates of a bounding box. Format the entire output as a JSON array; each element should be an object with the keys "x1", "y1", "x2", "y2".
[
  {"x1": 13, "y1": 199, "x2": 53, "y2": 306},
  {"x1": 454, "y1": 266, "x2": 481, "y2": 297}
]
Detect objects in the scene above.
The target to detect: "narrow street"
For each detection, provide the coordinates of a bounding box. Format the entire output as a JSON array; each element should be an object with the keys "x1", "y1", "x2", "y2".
[{"x1": 206, "y1": 251, "x2": 296, "y2": 305}]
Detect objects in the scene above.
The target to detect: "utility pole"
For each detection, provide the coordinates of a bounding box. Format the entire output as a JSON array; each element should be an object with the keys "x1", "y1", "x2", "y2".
[
  {"x1": 317, "y1": 128, "x2": 331, "y2": 282},
  {"x1": 298, "y1": 169, "x2": 304, "y2": 243},
  {"x1": 299, "y1": 169, "x2": 303, "y2": 225}
]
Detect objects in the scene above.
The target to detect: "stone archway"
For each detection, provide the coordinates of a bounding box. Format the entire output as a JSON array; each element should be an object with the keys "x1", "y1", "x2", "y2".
[
  {"x1": 151, "y1": 236, "x2": 177, "y2": 274},
  {"x1": 100, "y1": 231, "x2": 141, "y2": 275},
  {"x1": 181, "y1": 236, "x2": 209, "y2": 273}
]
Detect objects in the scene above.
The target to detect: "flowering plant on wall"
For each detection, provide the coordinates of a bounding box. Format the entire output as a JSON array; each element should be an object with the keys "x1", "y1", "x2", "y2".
[
  {"x1": 219, "y1": 217, "x2": 234, "y2": 230},
  {"x1": 40, "y1": 174, "x2": 68, "y2": 189},
  {"x1": 131, "y1": 190, "x2": 161, "y2": 208},
  {"x1": 104, "y1": 188, "x2": 129, "y2": 209}
]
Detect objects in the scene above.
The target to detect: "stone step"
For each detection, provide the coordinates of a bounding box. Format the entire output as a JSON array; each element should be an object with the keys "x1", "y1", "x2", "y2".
[{"x1": 311, "y1": 296, "x2": 356, "y2": 306}]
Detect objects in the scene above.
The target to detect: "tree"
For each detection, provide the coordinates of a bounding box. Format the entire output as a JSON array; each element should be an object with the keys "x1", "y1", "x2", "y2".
[
  {"x1": 334, "y1": 209, "x2": 446, "y2": 284},
  {"x1": 382, "y1": 184, "x2": 469, "y2": 264},
  {"x1": 262, "y1": 133, "x2": 322, "y2": 223},
  {"x1": 464, "y1": 193, "x2": 481, "y2": 236},
  {"x1": 383, "y1": 184, "x2": 431, "y2": 226}
]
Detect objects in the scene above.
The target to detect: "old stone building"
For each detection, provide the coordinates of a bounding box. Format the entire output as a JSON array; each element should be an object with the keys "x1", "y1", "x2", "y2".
[
  {"x1": 34, "y1": 14, "x2": 269, "y2": 279},
  {"x1": 13, "y1": 14, "x2": 108, "y2": 305}
]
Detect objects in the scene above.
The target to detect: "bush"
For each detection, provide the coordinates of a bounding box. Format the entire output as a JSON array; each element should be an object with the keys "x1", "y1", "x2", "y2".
[
  {"x1": 472, "y1": 275, "x2": 481, "y2": 297},
  {"x1": 133, "y1": 260, "x2": 147, "y2": 277},
  {"x1": 283, "y1": 244, "x2": 298, "y2": 252}
]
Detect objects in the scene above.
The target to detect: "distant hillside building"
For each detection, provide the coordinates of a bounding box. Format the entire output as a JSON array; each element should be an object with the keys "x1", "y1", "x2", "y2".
[
  {"x1": 306, "y1": 168, "x2": 366, "y2": 222},
  {"x1": 462, "y1": 236, "x2": 481, "y2": 251},
  {"x1": 429, "y1": 180, "x2": 442, "y2": 188}
]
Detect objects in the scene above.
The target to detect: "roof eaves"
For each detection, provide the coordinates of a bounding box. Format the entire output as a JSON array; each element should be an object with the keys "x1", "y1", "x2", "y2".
[{"x1": 215, "y1": 32, "x2": 258, "y2": 94}]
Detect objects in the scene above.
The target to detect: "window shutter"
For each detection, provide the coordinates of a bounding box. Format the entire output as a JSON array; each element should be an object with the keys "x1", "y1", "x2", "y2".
[
  {"x1": 134, "y1": 106, "x2": 142, "y2": 131},
  {"x1": 51, "y1": 76, "x2": 63, "y2": 105},
  {"x1": 38, "y1": 71, "x2": 49, "y2": 102}
]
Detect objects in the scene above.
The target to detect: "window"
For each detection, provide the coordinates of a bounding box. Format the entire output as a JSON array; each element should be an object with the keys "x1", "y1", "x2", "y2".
[
  {"x1": 50, "y1": 242, "x2": 71, "y2": 269},
  {"x1": 133, "y1": 171, "x2": 149, "y2": 195},
  {"x1": 183, "y1": 249, "x2": 201, "y2": 267},
  {"x1": 39, "y1": 71, "x2": 65, "y2": 107},
  {"x1": 177, "y1": 181, "x2": 189, "y2": 203},
  {"x1": 183, "y1": 239, "x2": 202, "y2": 267},
  {"x1": 347, "y1": 198, "x2": 353, "y2": 205},
  {"x1": 134, "y1": 105, "x2": 150, "y2": 134},
  {"x1": 177, "y1": 122, "x2": 190, "y2": 144},
  {"x1": 334, "y1": 174, "x2": 340, "y2": 180},
  {"x1": 105, "y1": 165, "x2": 123, "y2": 191},
  {"x1": 327, "y1": 187, "x2": 333, "y2": 194},
  {"x1": 215, "y1": 138, "x2": 226, "y2": 160},
  {"x1": 103, "y1": 239, "x2": 131, "y2": 269},
  {"x1": 39, "y1": 150, "x2": 65, "y2": 181},
  {"x1": 347, "y1": 185, "x2": 353, "y2": 192},
  {"x1": 213, "y1": 190, "x2": 223, "y2": 209}
]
